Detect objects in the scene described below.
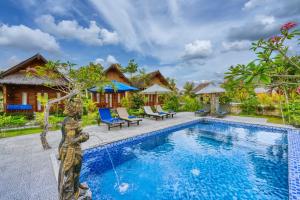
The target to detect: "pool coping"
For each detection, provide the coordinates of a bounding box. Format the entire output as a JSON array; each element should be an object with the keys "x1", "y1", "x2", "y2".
[{"x1": 74, "y1": 118, "x2": 300, "y2": 199}]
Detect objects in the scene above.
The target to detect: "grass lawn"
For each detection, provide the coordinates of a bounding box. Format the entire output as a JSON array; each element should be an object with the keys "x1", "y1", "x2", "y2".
[
  {"x1": 0, "y1": 127, "x2": 43, "y2": 138},
  {"x1": 229, "y1": 113, "x2": 285, "y2": 124},
  {"x1": 0, "y1": 115, "x2": 97, "y2": 139}
]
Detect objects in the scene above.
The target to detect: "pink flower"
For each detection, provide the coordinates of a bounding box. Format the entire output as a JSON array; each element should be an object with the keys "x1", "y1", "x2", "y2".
[
  {"x1": 281, "y1": 22, "x2": 297, "y2": 31},
  {"x1": 297, "y1": 86, "x2": 300, "y2": 94},
  {"x1": 269, "y1": 36, "x2": 282, "y2": 43}
]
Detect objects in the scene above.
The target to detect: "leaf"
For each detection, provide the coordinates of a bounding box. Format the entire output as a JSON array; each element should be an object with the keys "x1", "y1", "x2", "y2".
[{"x1": 260, "y1": 74, "x2": 271, "y2": 84}]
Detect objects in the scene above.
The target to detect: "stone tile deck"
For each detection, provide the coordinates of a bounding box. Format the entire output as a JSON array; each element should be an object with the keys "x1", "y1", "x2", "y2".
[{"x1": 0, "y1": 113, "x2": 295, "y2": 199}]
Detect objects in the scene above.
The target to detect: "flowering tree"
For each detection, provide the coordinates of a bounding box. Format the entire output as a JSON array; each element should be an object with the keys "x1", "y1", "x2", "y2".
[
  {"x1": 225, "y1": 22, "x2": 300, "y2": 124},
  {"x1": 28, "y1": 61, "x2": 111, "y2": 149}
]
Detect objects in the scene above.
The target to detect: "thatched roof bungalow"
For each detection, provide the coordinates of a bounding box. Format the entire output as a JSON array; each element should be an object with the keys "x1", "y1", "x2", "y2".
[{"x1": 0, "y1": 54, "x2": 66, "y2": 113}]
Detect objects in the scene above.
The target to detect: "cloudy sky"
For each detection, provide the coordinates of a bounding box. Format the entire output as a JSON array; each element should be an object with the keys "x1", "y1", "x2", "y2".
[{"x1": 0, "y1": 0, "x2": 299, "y2": 87}]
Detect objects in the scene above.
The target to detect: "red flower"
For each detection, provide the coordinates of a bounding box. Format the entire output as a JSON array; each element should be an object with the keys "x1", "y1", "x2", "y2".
[
  {"x1": 269, "y1": 35, "x2": 282, "y2": 43},
  {"x1": 281, "y1": 22, "x2": 297, "y2": 31}
]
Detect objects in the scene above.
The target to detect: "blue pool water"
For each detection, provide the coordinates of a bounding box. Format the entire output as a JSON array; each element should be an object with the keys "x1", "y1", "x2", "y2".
[{"x1": 81, "y1": 121, "x2": 288, "y2": 200}]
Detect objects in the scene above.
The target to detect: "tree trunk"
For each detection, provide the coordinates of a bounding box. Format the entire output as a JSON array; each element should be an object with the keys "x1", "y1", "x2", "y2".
[{"x1": 41, "y1": 90, "x2": 79, "y2": 150}]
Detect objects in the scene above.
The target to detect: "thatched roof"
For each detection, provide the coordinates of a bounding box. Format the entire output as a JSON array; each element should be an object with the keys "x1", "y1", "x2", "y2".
[
  {"x1": 0, "y1": 53, "x2": 67, "y2": 86},
  {"x1": 0, "y1": 53, "x2": 47, "y2": 77},
  {"x1": 0, "y1": 73, "x2": 66, "y2": 86},
  {"x1": 104, "y1": 64, "x2": 131, "y2": 84},
  {"x1": 196, "y1": 82, "x2": 225, "y2": 94},
  {"x1": 132, "y1": 70, "x2": 170, "y2": 89},
  {"x1": 192, "y1": 82, "x2": 210, "y2": 93}
]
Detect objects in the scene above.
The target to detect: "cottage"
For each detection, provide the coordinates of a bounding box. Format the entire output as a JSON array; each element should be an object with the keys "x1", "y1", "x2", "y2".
[
  {"x1": 90, "y1": 64, "x2": 133, "y2": 108},
  {"x1": 132, "y1": 70, "x2": 170, "y2": 106},
  {"x1": 0, "y1": 54, "x2": 66, "y2": 113}
]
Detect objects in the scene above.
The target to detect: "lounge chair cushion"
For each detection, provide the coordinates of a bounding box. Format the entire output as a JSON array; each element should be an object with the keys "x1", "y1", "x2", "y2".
[{"x1": 99, "y1": 108, "x2": 123, "y2": 124}]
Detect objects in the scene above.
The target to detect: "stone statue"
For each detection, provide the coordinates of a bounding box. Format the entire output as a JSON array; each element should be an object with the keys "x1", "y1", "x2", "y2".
[{"x1": 58, "y1": 97, "x2": 91, "y2": 200}]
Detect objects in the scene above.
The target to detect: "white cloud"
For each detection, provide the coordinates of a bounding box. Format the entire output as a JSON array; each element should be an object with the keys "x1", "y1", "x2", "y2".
[
  {"x1": 0, "y1": 24, "x2": 60, "y2": 52},
  {"x1": 243, "y1": 0, "x2": 267, "y2": 10},
  {"x1": 7, "y1": 56, "x2": 21, "y2": 66},
  {"x1": 182, "y1": 40, "x2": 213, "y2": 60},
  {"x1": 94, "y1": 55, "x2": 118, "y2": 66},
  {"x1": 255, "y1": 15, "x2": 275, "y2": 25},
  {"x1": 106, "y1": 55, "x2": 118, "y2": 64},
  {"x1": 35, "y1": 15, "x2": 119, "y2": 46},
  {"x1": 222, "y1": 40, "x2": 251, "y2": 52}
]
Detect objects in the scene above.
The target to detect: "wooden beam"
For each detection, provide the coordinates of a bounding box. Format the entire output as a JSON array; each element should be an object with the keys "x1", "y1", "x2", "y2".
[{"x1": 2, "y1": 85, "x2": 7, "y2": 112}]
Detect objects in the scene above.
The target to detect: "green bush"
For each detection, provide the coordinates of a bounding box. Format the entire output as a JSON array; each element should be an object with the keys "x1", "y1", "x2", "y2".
[
  {"x1": 120, "y1": 93, "x2": 145, "y2": 110},
  {"x1": 120, "y1": 96, "x2": 131, "y2": 109},
  {"x1": 163, "y1": 93, "x2": 180, "y2": 112},
  {"x1": 35, "y1": 112, "x2": 64, "y2": 129},
  {"x1": 240, "y1": 95, "x2": 258, "y2": 115},
  {"x1": 285, "y1": 99, "x2": 300, "y2": 127},
  {"x1": 131, "y1": 93, "x2": 145, "y2": 109},
  {"x1": 128, "y1": 108, "x2": 144, "y2": 117},
  {"x1": 0, "y1": 114, "x2": 28, "y2": 128},
  {"x1": 180, "y1": 95, "x2": 202, "y2": 112}
]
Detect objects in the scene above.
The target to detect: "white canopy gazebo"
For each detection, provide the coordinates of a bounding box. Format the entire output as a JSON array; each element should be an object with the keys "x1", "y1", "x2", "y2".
[
  {"x1": 196, "y1": 82, "x2": 225, "y2": 113},
  {"x1": 141, "y1": 84, "x2": 171, "y2": 105}
]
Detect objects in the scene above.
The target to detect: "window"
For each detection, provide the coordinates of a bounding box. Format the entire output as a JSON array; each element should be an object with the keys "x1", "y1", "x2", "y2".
[
  {"x1": 96, "y1": 93, "x2": 100, "y2": 103},
  {"x1": 22, "y1": 92, "x2": 27, "y2": 105},
  {"x1": 37, "y1": 93, "x2": 42, "y2": 111}
]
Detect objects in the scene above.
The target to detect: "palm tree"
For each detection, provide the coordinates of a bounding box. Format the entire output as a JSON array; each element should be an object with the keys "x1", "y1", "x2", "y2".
[{"x1": 183, "y1": 81, "x2": 195, "y2": 96}]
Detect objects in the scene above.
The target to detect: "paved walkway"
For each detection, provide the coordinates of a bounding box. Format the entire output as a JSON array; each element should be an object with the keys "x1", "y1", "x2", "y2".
[{"x1": 0, "y1": 113, "x2": 292, "y2": 200}]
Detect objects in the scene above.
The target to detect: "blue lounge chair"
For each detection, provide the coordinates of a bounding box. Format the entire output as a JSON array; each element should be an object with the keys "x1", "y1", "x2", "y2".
[{"x1": 98, "y1": 108, "x2": 125, "y2": 130}]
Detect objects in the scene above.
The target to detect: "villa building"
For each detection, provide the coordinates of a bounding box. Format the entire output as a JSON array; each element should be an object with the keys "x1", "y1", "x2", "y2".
[
  {"x1": 132, "y1": 70, "x2": 170, "y2": 106},
  {"x1": 0, "y1": 54, "x2": 66, "y2": 113}
]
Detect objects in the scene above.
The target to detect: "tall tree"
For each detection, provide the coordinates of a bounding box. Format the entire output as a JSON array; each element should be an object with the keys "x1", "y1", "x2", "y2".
[
  {"x1": 183, "y1": 81, "x2": 195, "y2": 96},
  {"x1": 29, "y1": 61, "x2": 110, "y2": 149},
  {"x1": 166, "y1": 77, "x2": 177, "y2": 92},
  {"x1": 124, "y1": 59, "x2": 138, "y2": 79},
  {"x1": 224, "y1": 22, "x2": 300, "y2": 124}
]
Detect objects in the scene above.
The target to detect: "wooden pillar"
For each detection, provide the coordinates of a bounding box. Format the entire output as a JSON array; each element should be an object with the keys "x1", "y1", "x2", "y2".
[
  {"x1": 2, "y1": 85, "x2": 7, "y2": 112},
  {"x1": 210, "y1": 93, "x2": 216, "y2": 114}
]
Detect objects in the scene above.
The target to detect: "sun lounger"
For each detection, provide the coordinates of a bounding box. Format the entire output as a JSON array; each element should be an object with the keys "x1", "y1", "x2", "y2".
[
  {"x1": 116, "y1": 107, "x2": 142, "y2": 127},
  {"x1": 195, "y1": 108, "x2": 210, "y2": 116},
  {"x1": 155, "y1": 105, "x2": 176, "y2": 118},
  {"x1": 98, "y1": 108, "x2": 125, "y2": 130},
  {"x1": 215, "y1": 109, "x2": 228, "y2": 118},
  {"x1": 143, "y1": 106, "x2": 166, "y2": 120}
]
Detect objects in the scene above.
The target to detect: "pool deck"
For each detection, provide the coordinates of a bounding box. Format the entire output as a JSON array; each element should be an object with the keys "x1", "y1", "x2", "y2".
[{"x1": 0, "y1": 112, "x2": 299, "y2": 199}]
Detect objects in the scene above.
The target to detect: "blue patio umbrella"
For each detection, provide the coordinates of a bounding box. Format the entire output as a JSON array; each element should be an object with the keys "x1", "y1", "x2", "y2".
[{"x1": 89, "y1": 80, "x2": 139, "y2": 93}]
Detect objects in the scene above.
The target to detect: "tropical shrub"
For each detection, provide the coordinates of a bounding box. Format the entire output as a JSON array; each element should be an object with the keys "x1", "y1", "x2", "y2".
[
  {"x1": 180, "y1": 95, "x2": 202, "y2": 111},
  {"x1": 35, "y1": 112, "x2": 64, "y2": 129},
  {"x1": 131, "y1": 93, "x2": 145, "y2": 109},
  {"x1": 240, "y1": 95, "x2": 259, "y2": 115},
  {"x1": 0, "y1": 114, "x2": 28, "y2": 128},
  {"x1": 120, "y1": 96, "x2": 131, "y2": 109},
  {"x1": 163, "y1": 93, "x2": 180, "y2": 112}
]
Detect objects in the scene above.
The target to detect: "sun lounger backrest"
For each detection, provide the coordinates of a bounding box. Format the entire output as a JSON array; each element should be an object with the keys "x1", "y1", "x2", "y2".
[
  {"x1": 156, "y1": 105, "x2": 163, "y2": 112},
  {"x1": 99, "y1": 108, "x2": 112, "y2": 120},
  {"x1": 144, "y1": 106, "x2": 155, "y2": 114},
  {"x1": 117, "y1": 107, "x2": 129, "y2": 119}
]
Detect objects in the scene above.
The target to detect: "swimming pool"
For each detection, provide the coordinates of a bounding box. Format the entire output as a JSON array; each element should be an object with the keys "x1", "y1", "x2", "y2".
[{"x1": 81, "y1": 120, "x2": 289, "y2": 200}]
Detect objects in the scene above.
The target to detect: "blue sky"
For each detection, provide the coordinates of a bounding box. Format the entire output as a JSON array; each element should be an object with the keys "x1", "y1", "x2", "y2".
[{"x1": 0, "y1": 0, "x2": 299, "y2": 87}]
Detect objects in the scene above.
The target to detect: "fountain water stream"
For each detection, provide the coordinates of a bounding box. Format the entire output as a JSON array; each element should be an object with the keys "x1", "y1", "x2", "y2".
[{"x1": 90, "y1": 134, "x2": 129, "y2": 193}]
